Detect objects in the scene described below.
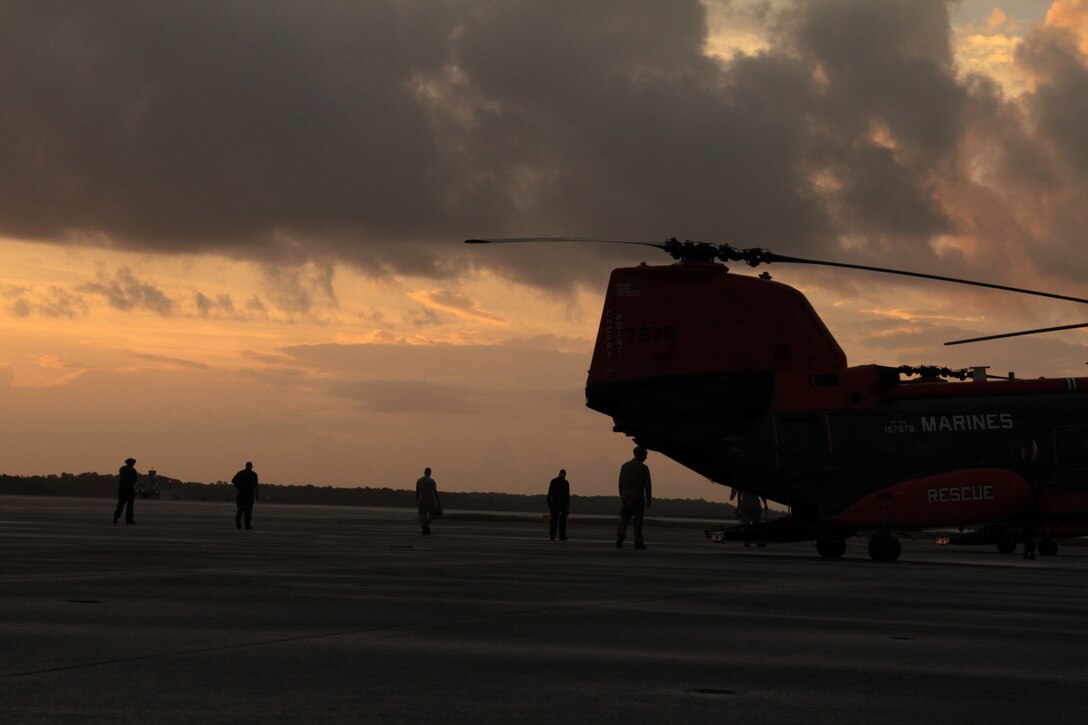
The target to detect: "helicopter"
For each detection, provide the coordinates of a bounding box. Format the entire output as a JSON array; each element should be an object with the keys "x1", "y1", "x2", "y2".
[{"x1": 467, "y1": 237, "x2": 1088, "y2": 561}]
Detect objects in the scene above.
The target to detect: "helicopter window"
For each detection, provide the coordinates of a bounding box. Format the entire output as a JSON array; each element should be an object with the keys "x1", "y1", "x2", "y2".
[{"x1": 1053, "y1": 427, "x2": 1088, "y2": 469}]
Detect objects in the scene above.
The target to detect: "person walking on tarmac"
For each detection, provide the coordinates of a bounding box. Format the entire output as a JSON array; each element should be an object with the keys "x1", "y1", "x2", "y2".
[
  {"x1": 232, "y1": 461, "x2": 259, "y2": 530},
  {"x1": 114, "y1": 457, "x2": 139, "y2": 524},
  {"x1": 547, "y1": 469, "x2": 570, "y2": 540},
  {"x1": 616, "y1": 447, "x2": 652, "y2": 550},
  {"x1": 416, "y1": 467, "x2": 441, "y2": 535},
  {"x1": 730, "y1": 487, "x2": 767, "y2": 548}
]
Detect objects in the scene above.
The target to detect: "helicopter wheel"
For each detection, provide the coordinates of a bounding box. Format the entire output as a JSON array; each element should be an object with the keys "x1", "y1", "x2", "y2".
[
  {"x1": 1038, "y1": 538, "x2": 1059, "y2": 556},
  {"x1": 867, "y1": 533, "x2": 901, "y2": 562},
  {"x1": 816, "y1": 537, "x2": 847, "y2": 559},
  {"x1": 996, "y1": 537, "x2": 1017, "y2": 554}
]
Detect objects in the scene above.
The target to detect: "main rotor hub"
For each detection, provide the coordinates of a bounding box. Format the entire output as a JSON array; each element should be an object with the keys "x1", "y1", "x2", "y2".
[{"x1": 661, "y1": 238, "x2": 773, "y2": 266}]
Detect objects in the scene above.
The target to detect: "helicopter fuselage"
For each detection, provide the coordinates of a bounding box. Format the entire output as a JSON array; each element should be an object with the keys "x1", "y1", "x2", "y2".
[{"x1": 585, "y1": 261, "x2": 1088, "y2": 551}]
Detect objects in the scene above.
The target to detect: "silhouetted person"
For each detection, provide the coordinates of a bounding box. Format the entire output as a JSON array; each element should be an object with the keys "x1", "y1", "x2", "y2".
[
  {"x1": 114, "y1": 457, "x2": 138, "y2": 524},
  {"x1": 416, "y1": 467, "x2": 440, "y2": 535},
  {"x1": 616, "y1": 447, "x2": 652, "y2": 550},
  {"x1": 547, "y1": 469, "x2": 570, "y2": 540},
  {"x1": 730, "y1": 487, "x2": 767, "y2": 547},
  {"x1": 231, "y1": 461, "x2": 259, "y2": 530}
]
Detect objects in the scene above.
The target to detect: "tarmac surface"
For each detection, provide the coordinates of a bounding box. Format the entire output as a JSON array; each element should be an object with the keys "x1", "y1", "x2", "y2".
[{"x1": 1, "y1": 495, "x2": 1086, "y2": 724}]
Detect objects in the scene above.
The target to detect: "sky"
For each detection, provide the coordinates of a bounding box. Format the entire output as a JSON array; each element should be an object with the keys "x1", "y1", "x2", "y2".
[{"x1": 3, "y1": 0, "x2": 1088, "y2": 499}]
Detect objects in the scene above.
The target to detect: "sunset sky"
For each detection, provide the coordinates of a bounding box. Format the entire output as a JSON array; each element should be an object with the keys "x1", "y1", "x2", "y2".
[{"x1": 4, "y1": 1, "x2": 1088, "y2": 499}]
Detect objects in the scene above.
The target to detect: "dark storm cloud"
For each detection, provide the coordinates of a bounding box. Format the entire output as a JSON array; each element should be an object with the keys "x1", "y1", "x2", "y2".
[
  {"x1": 1019, "y1": 23, "x2": 1088, "y2": 176},
  {"x1": 3, "y1": 1, "x2": 1088, "y2": 290},
  {"x1": 1, "y1": 0, "x2": 456, "y2": 259}
]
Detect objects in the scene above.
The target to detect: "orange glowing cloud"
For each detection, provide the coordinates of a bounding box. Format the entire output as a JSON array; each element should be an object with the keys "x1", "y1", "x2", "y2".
[
  {"x1": 409, "y1": 289, "x2": 506, "y2": 324},
  {"x1": 953, "y1": 5, "x2": 1028, "y2": 95},
  {"x1": 1046, "y1": 0, "x2": 1088, "y2": 53}
]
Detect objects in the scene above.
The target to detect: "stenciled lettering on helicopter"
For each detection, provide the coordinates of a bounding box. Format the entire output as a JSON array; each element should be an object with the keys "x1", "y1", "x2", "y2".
[
  {"x1": 623, "y1": 325, "x2": 677, "y2": 343},
  {"x1": 927, "y1": 485, "x2": 995, "y2": 504},
  {"x1": 615, "y1": 312, "x2": 623, "y2": 355},
  {"x1": 605, "y1": 309, "x2": 614, "y2": 358},
  {"x1": 884, "y1": 418, "x2": 915, "y2": 434},
  {"x1": 919, "y1": 413, "x2": 1013, "y2": 432}
]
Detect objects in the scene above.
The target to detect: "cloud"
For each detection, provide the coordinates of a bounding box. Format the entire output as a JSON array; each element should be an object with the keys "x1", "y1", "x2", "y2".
[
  {"x1": 326, "y1": 379, "x2": 490, "y2": 414},
  {"x1": 79, "y1": 267, "x2": 176, "y2": 315},
  {"x1": 19, "y1": 354, "x2": 94, "y2": 388},
  {"x1": 239, "y1": 349, "x2": 296, "y2": 366},
  {"x1": 1, "y1": 284, "x2": 89, "y2": 318},
  {"x1": 1045, "y1": 0, "x2": 1088, "y2": 54},
  {"x1": 501, "y1": 333, "x2": 593, "y2": 354},
  {"x1": 125, "y1": 350, "x2": 210, "y2": 370},
  {"x1": 274, "y1": 341, "x2": 590, "y2": 413},
  {"x1": 407, "y1": 305, "x2": 444, "y2": 328},
  {"x1": 409, "y1": 288, "x2": 505, "y2": 323},
  {"x1": 193, "y1": 291, "x2": 236, "y2": 318},
  {"x1": 259, "y1": 259, "x2": 337, "y2": 314},
  {"x1": 1, "y1": 0, "x2": 1088, "y2": 304}
]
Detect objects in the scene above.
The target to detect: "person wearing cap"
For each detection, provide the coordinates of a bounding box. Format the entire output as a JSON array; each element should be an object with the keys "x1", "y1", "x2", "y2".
[
  {"x1": 231, "y1": 461, "x2": 259, "y2": 529},
  {"x1": 616, "y1": 446, "x2": 652, "y2": 550},
  {"x1": 114, "y1": 457, "x2": 139, "y2": 524}
]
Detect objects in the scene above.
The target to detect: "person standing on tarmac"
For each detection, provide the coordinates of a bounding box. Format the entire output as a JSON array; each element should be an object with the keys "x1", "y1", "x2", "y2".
[
  {"x1": 114, "y1": 457, "x2": 139, "y2": 524},
  {"x1": 547, "y1": 469, "x2": 570, "y2": 541},
  {"x1": 231, "y1": 461, "x2": 259, "y2": 530},
  {"x1": 616, "y1": 447, "x2": 652, "y2": 550},
  {"x1": 416, "y1": 467, "x2": 440, "y2": 535},
  {"x1": 730, "y1": 487, "x2": 767, "y2": 548}
]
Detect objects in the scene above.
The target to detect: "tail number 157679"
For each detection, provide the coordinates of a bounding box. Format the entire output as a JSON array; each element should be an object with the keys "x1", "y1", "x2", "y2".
[{"x1": 625, "y1": 326, "x2": 677, "y2": 343}]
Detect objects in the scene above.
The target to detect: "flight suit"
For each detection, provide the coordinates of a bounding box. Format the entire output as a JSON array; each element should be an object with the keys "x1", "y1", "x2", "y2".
[
  {"x1": 547, "y1": 475, "x2": 570, "y2": 540},
  {"x1": 416, "y1": 475, "x2": 439, "y2": 534},
  {"x1": 616, "y1": 457, "x2": 652, "y2": 548},
  {"x1": 114, "y1": 462, "x2": 138, "y2": 524},
  {"x1": 232, "y1": 467, "x2": 259, "y2": 529}
]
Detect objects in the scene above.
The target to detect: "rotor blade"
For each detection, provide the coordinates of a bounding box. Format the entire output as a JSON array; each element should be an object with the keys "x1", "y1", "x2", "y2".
[
  {"x1": 762, "y1": 253, "x2": 1088, "y2": 306},
  {"x1": 944, "y1": 322, "x2": 1088, "y2": 346},
  {"x1": 465, "y1": 237, "x2": 666, "y2": 250}
]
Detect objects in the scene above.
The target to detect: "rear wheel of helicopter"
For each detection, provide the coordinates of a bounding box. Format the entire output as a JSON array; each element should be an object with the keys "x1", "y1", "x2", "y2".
[
  {"x1": 816, "y1": 537, "x2": 847, "y2": 559},
  {"x1": 868, "y1": 533, "x2": 901, "y2": 562}
]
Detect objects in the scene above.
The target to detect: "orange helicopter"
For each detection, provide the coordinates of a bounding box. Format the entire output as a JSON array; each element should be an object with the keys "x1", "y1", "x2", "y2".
[{"x1": 468, "y1": 238, "x2": 1088, "y2": 561}]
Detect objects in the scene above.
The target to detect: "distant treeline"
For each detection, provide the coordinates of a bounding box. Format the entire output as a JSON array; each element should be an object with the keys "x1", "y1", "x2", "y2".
[{"x1": 0, "y1": 472, "x2": 737, "y2": 519}]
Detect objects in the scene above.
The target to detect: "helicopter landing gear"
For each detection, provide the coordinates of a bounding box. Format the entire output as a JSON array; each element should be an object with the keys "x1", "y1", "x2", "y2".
[
  {"x1": 1038, "y1": 538, "x2": 1059, "y2": 556},
  {"x1": 816, "y1": 537, "x2": 847, "y2": 559},
  {"x1": 867, "y1": 533, "x2": 901, "y2": 562},
  {"x1": 996, "y1": 536, "x2": 1017, "y2": 554}
]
